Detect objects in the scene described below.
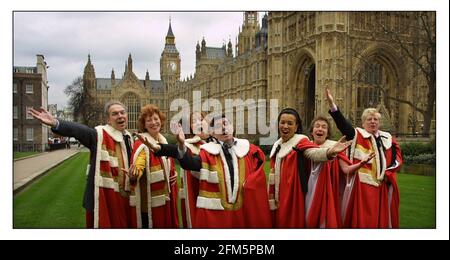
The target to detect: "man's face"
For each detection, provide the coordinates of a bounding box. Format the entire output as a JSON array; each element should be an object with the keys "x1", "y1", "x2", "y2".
[
  {"x1": 362, "y1": 114, "x2": 380, "y2": 135},
  {"x1": 211, "y1": 117, "x2": 234, "y2": 143},
  {"x1": 108, "y1": 104, "x2": 128, "y2": 132}
]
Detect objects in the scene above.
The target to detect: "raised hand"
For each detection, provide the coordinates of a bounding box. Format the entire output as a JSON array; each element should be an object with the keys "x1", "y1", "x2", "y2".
[
  {"x1": 326, "y1": 136, "x2": 352, "y2": 158},
  {"x1": 136, "y1": 133, "x2": 161, "y2": 152},
  {"x1": 172, "y1": 122, "x2": 185, "y2": 150},
  {"x1": 28, "y1": 107, "x2": 57, "y2": 127},
  {"x1": 340, "y1": 151, "x2": 375, "y2": 175},
  {"x1": 359, "y1": 152, "x2": 375, "y2": 166},
  {"x1": 325, "y1": 86, "x2": 336, "y2": 109}
]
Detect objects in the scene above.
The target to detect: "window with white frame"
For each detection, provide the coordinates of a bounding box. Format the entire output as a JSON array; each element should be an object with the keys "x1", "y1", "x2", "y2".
[
  {"x1": 13, "y1": 128, "x2": 18, "y2": 141},
  {"x1": 13, "y1": 83, "x2": 17, "y2": 93},
  {"x1": 14, "y1": 106, "x2": 18, "y2": 119},
  {"x1": 26, "y1": 106, "x2": 33, "y2": 119},
  {"x1": 26, "y1": 128, "x2": 34, "y2": 141},
  {"x1": 26, "y1": 84, "x2": 33, "y2": 94}
]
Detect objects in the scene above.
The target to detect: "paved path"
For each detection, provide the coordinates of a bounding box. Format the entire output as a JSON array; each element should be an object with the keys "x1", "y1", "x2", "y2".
[{"x1": 13, "y1": 146, "x2": 86, "y2": 192}]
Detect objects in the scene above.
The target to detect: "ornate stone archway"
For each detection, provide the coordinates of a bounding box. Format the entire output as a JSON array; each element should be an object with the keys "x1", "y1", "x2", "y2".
[
  {"x1": 353, "y1": 44, "x2": 405, "y2": 133},
  {"x1": 288, "y1": 49, "x2": 316, "y2": 129}
]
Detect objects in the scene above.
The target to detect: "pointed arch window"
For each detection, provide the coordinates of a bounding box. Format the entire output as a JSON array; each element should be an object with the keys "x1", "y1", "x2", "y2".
[
  {"x1": 357, "y1": 61, "x2": 383, "y2": 122},
  {"x1": 121, "y1": 92, "x2": 141, "y2": 131}
]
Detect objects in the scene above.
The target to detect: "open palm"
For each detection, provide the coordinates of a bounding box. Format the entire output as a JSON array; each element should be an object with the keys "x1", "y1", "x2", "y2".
[
  {"x1": 136, "y1": 133, "x2": 161, "y2": 152},
  {"x1": 328, "y1": 136, "x2": 352, "y2": 157},
  {"x1": 28, "y1": 107, "x2": 56, "y2": 127}
]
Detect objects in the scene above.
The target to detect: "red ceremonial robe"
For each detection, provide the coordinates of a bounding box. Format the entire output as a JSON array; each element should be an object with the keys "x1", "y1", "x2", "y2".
[
  {"x1": 93, "y1": 125, "x2": 134, "y2": 228},
  {"x1": 342, "y1": 127, "x2": 402, "y2": 228},
  {"x1": 269, "y1": 134, "x2": 330, "y2": 228},
  {"x1": 179, "y1": 136, "x2": 204, "y2": 228},
  {"x1": 129, "y1": 133, "x2": 179, "y2": 228},
  {"x1": 304, "y1": 139, "x2": 352, "y2": 228},
  {"x1": 193, "y1": 139, "x2": 272, "y2": 228}
]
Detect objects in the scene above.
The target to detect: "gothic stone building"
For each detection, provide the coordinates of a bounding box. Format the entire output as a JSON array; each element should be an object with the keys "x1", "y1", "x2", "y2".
[
  {"x1": 82, "y1": 22, "x2": 179, "y2": 132},
  {"x1": 84, "y1": 12, "x2": 435, "y2": 137}
]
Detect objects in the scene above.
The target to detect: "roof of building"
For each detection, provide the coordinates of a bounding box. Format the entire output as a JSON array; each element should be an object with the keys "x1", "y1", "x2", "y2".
[
  {"x1": 164, "y1": 44, "x2": 179, "y2": 54},
  {"x1": 95, "y1": 78, "x2": 165, "y2": 93},
  {"x1": 205, "y1": 47, "x2": 226, "y2": 60},
  {"x1": 167, "y1": 22, "x2": 175, "y2": 37},
  {"x1": 96, "y1": 78, "x2": 121, "y2": 90},
  {"x1": 149, "y1": 80, "x2": 165, "y2": 92},
  {"x1": 13, "y1": 66, "x2": 37, "y2": 74}
]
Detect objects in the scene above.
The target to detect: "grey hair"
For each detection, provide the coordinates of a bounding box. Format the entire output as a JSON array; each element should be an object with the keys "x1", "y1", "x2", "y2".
[
  {"x1": 104, "y1": 100, "x2": 127, "y2": 116},
  {"x1": 361, "y1": 108, "x2": 381, "y2": 123}
]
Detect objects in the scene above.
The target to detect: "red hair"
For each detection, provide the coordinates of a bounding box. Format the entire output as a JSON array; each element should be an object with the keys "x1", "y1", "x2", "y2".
[{"x1": 137, "y1": 104, "x2": 166, "y2": 132}]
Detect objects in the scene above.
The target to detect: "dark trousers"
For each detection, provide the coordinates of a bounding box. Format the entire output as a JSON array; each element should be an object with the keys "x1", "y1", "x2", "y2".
[{"x1": 141, "y1": 213, "x2": 149, "y2": 228}]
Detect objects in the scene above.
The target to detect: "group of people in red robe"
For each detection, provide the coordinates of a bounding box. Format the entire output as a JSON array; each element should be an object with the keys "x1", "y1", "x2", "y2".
[{"x1": 29, "y1": 86, "x2": 402, "y2": 229}]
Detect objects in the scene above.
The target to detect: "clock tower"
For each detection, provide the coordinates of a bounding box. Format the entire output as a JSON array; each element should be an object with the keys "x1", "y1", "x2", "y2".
[{"x1": 160, "y1": 18, "x2": 180, "y2": 87}]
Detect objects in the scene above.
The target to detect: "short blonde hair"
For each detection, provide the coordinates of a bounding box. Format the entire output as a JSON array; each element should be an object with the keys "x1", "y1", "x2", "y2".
[{"x1": 361, "y1": 108, "x2": 381, "y2": 122}]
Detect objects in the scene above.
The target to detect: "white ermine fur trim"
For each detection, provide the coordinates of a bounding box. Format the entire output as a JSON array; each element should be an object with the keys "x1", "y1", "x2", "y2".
[
  {"x1": 196, "y1": 196, "x2": 225, "y2": 210},
  {"x1": 270, "y1": 134, "x2": 306, "y2": 159},
  {"x1": 185, "y1": 142, "x2": 201, "y2": 155},
  {"x1": 200, "y1": 142, "x2": 221, "y2": 155},
  {"x1": 219, "y1": 147, "x2": 240, "y2": 204},
  {"x1": 199, "y1": 169, "x2": 219, "y2": 183},
  {"x1": 231, "y1": 139, "x2": 250, "y2": 158}
]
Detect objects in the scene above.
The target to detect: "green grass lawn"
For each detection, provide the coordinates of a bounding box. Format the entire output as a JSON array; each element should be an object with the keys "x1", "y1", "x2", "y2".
[
  {"x1": 13, "y1": 152, "x2": 88, "y2": 228},
  {"x1": 13, "y1": 151, "x2": 40, "y2": 159},
  {"x1": 14, "y1": 154, "x2": 436, "y2": 228},
  {"x1": 397, "y1": 173, "x2": 436, "y2": 228}
]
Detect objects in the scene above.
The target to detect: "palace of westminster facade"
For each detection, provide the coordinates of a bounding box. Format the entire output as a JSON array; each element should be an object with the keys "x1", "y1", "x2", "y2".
[{"x1": 83, "y1": 11, "x2": 435, "y2": 138}]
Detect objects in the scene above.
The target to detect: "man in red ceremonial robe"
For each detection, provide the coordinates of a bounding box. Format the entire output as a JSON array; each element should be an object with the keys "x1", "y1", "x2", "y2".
[
  {"x1": 326, "y1": 87, "x2": 403, "y2": 228},
  {"x1": 29, "y1": 101, "x2": 134, "y2": 228},
  {"x1": 176, "y1": 114, "x2": 272, "y2": 228}
]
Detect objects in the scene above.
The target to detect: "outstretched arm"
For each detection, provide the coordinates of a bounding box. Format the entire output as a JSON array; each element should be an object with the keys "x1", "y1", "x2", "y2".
[
  {"x1": 178, "y1": 152, "x2": 202, "y2": 172},
  {"x1": 339, "y1": 152, "x2": 375, "y2": 175},
  {"x1": 136, "y1": 133, "x2": 181, "y2": 159},
  {"x1": 325, "y1": 87, "x2": 356, "y2": 140},
  {"x1": 303, "y1": 136, "x2": 352, "y2": 162},
  {"x1": 28, "y1": 107, "x2": 96, "y2": 149},
  {"x1": 326, "y1": 136, "x2": 352, "y2": 159}
]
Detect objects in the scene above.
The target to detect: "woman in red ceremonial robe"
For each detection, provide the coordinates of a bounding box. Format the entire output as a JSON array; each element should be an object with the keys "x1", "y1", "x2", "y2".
[
  {"x1": 128, "y1": 105, "x2": 179, "y2": 228},
  {"x1": 268, "y1": 108, "x2": 351, "y2": 228},
  {"x1": 174, "y1": 112, "x2": 209, "y2": 228},
  {"x1": 307, "y1": 116, "x2": 374, "y2": 228},
  {"x1": 138, "y1": 112, "x2": 211, "y2": 228}
]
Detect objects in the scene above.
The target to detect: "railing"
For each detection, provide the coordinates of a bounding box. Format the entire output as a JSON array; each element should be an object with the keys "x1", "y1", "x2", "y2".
[
  {"x1": 13, "y1": 143, "x2": 47, "y2": 152},
  {"x1": 395, "y1": 132, "x2": 435, "y2": 142}
]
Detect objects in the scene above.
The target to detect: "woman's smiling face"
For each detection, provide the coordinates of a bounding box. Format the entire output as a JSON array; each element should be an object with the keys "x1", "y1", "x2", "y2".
[
  {"x1": 311, "y1": 119, "x2": 329, "y2": 145},
  {"x1": 279, "y1": 113, "x2": 298, "y2": 142}
]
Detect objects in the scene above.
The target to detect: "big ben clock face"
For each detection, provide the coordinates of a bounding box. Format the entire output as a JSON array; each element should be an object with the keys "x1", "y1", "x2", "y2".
[{"x1": 170, "y1": 61, "x2": 177, "y2": 71}]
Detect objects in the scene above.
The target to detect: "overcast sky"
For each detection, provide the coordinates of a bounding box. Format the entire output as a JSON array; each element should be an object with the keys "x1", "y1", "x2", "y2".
[{"x1": 13, "y1": 12, "x2": 261, "y2": 109}]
